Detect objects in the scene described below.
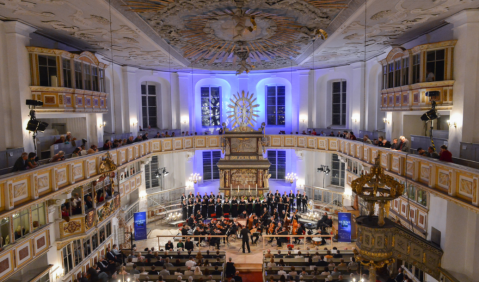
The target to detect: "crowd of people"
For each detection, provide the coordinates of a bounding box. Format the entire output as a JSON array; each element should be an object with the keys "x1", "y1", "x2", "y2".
[{"x1": 77, "y1": 244, "x2": 242, "y2": 282}]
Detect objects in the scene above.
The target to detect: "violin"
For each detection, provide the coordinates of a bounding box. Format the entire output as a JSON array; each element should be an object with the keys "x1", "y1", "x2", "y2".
[{"x1": 268, "y1": 222, "x2": 275, "y2": 234}]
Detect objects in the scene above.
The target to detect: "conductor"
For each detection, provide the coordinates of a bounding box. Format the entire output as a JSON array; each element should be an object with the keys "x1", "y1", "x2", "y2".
[{"x1": 240, "y1": 226, "x2": 251, "y2": 253}]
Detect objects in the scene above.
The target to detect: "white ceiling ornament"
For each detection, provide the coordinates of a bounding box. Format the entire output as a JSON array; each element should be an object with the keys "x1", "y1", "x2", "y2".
[
  {"x1": 0, "y1": 0, "x2": 186, "y2": 70},
  {"x1": 301, "y1": 0, "x2": 479, "y2": 69},
  {"x1": 124, "y1": 0, "x2": 346, "y2": 70}
]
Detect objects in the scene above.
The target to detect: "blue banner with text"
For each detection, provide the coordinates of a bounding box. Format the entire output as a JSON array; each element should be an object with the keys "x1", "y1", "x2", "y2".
[
  {"x1": 134, "y1": 212, "x2": 147, "y2": 241},
  {"x1": 337, "y1": 212, "x2": 351, "y2": 243}
]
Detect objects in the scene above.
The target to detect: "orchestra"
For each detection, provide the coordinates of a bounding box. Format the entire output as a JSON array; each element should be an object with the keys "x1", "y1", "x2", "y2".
[{"x1": 179, "y1": 191, "x2": 312, "y2": 249}]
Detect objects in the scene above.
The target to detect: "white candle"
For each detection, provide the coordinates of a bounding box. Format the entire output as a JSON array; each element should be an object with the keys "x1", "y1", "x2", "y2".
[
  {"x1": 238, "y1": 185, "x2": 239, "y2": 193},
  {"x1": 249, "y1": 185, "x2": 250, "y2": 192}
]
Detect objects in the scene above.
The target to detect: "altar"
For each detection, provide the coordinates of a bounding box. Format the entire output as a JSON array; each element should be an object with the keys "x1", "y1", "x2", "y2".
[{"x1": 217, "y1": 91, "x2": 271, "y2": 197}]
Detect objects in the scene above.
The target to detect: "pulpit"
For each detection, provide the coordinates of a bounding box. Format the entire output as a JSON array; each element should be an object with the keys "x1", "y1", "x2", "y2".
[{"x1": 216, "y1": 90, "x2": 271, "y2": 197}]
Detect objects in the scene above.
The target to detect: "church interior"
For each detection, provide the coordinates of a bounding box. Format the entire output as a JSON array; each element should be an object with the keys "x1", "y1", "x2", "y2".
[{"x1": 1, "y1": 0, "x2": 479, "y2": 281}]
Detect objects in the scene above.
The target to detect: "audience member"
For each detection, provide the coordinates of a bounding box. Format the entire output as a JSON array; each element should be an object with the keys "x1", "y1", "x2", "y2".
[
  {"x1": 390, "y1": 138, "x2": 399, "y2": 150},
  {"x1": 363, "y1": 135, "x2": 372, "y2": 144},
  {"x1": 54, "y1": 135, "x2": 66, "y2": 144},
  {"x1": 398, "y1": 136, "x2": 410, "y2": 152},
  {"x1": 51, "y1": 151, "x2": 65, "y2": 162},
  {"x1": 72, "y1": 147, "x2": 81, "y2": 158},
  {"x1": 439, "y1": 145, "x2": 452, "y2": 162},
  {"x1": 25, "y1": 152, "x2": 38, "y2": 169},
  {"x1": 427, "y1": 146, "x2": 439, "y2": 159},
  {"x1": 12, "y1": 152, "x2": 29, "y2": 172}
]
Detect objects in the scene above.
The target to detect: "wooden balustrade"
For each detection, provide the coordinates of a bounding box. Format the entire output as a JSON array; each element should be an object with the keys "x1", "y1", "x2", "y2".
[{"x1": 0, "y1": 135, "x2": 478, "y2": 219}]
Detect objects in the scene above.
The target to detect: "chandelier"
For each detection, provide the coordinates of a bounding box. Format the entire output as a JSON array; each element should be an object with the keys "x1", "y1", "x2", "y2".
[
  {"x1": 189, "y1": 173, "x2": 202, "y2": 184},
  {"x1": 285, "y1": 172, "x2": 298, "y2": 183}
]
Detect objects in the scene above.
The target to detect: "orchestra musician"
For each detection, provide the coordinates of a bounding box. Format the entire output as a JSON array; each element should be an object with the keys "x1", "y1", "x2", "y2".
[
  {"x1": 216, "y1": 198, "x2": 223, "y2": 217},
  {"x1": 201, "y1": 198, "x2": 208, "y2": 219},
  {"x1": 187, "y1": 214, "x2": 195, "y2": 227},
  {"x1": 194, "y1": 199, "x2": 200, "y2": 216},
  {"x1": 302, "y1": 191, "x2": 308, "y2": 212},
  {"x1": 255, "y1": 197, "x2": 262, "y2": 217},
  {"x1": 288, "y1": 190, "x2": 295, "y2": 210},
  {"x1": 182, "y1": 199, "x2": 187, "y2": 220},
  {"x1": 223, "y1": 197, "x2": 230, "y2": 216},
  {"x1": 238, "y1": 197, "x2": 246, "y2": 215},
  {"x1": 246, "y1": 196, "x2": 253, "y2": 214},
  {"x1": 278, "y1": 198, "x2": 284, "y2": 214},
  {"x1": 187, "y1": 198, "x2": 194, "y2": 217},
  {"x1": 240, "y1": 225, "x2": 251, "y2": 253},
  {"x1": 231, "y1": 197, "x2": 238, "y2": 218},
  {"x1": 195, "y1": 210, "x2": 203, "y2": 221},
  {"x1": 293, "y1": 223, "x2": 305, "y2": 244},
  {"x1": 261, "y1": 199, "x2": 268, "y2": 215},
  {"x1": 208, "y1": 198, "x2": 215, "y2": 218},
  {"x1": 296, "y1": 191, "x2": 302, "y2": 212}
]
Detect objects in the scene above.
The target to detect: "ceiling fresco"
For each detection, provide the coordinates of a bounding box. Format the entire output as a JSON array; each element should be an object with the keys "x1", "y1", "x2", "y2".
[{"x1": 1, "y1": 0, "x2": 478, "y2": 72}]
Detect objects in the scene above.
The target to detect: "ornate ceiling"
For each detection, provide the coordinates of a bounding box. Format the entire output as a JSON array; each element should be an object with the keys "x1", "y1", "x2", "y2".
[
  {"x1": 124, "y1": 0, "x2": 346, "y2": 72},
  {"x1": 0, "y1": 0, "x2": 478, "y2": 72}
]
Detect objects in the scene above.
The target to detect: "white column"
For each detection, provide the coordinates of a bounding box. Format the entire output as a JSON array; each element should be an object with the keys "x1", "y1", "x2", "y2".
[
  {"x1": 178, "y1": 73, "x2": 191, "y2": 133},
  {"x1": 170, "y1": 72, "x2": 180, "y2": 130},
  {"x1": 121, "y1": 66, "x2": 139, "y2": 133},
  {"x1": 298, "y1": 70, "x2": 311, "y2": 132},
  {"x1": 139, "y1": 158, "x2": 151, "y2": 212},
  {"x1": 349, "y1": 62, "x2": 365, "y2": 134},
  {"x1": 1, "y1": 22, "x2": 36, "y2": 152},
  {"x1": 446, "y1": 10, "x2": 479, "y2": 156}
]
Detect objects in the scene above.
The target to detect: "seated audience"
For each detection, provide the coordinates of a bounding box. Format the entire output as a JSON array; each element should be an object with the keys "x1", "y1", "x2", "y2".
[
  {"x1": 439, "y1": 145, "x2": 452, "y2": 162},
  {"x1": 12, "y1": 152, "x2": 29, "y2": 172},
  {"x1": 27, "y1": 152, "x2": 38, "y2": 169},
  {"x1": 51, "y1": 151, "x2": 65, "y2": 162}
]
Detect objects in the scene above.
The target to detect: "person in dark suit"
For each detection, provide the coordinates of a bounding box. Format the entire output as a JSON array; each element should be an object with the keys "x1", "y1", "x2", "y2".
[
  {"x1": 185, "y1": 238, "x2": 194, "y2": 251},
  {"x1": 165, "y1": 240, "x2": 174, "y2": 250},
  {"x1": 233, "y1": 271, "x2": 243, "y2": 282},
  {"x1": 148, "y1": 266, "x2": 159, "y2": 275},
  {"x1": 97, "y1": 256, "x2": 108, "y2": 272},
  {"x1": 240, "y1": 226, "x2": 251, "y2": 253},
  {"x1": 212, "y1": 266, "x2": 222, "y2": 275},
  {"x1": 225, "y1": 257, "x2": 236, "y2": 278},
  {"x1": 315, "y1": 256, "x2": 328, "y2": 267},
  {"x1": 106, "y1": 247, "x2": 120, "y2": 263},
  {"x1": 12, "y1": 152, "x2": 28, "y2": 172},
  {"x1": 333, "y1": 250, "x2": 343, "y2": 258},
  {"x1": 395, "y1": 268, "x2": 404, "y2": 282}
]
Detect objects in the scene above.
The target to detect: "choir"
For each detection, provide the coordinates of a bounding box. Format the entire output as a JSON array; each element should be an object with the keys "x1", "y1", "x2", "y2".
[{"x1": 179, "y1": 190, "x2": 313, "y2": 248}]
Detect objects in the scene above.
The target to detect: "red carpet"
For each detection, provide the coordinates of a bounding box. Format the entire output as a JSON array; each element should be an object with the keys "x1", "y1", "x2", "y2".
[{"x1": 227, "y1": 272, "x2": 263, "y2": 281}]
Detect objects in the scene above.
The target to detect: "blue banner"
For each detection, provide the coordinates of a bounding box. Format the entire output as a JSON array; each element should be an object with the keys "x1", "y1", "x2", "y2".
[
  {"x1": 134, "y1": 212, "x2": 147, "y2": 241},
  {"x1": 337, "y1": 212, "x2": 351, "y2": 243}
]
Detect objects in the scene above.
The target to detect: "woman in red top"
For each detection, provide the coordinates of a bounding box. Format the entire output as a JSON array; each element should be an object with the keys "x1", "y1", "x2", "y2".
[{"x1": 439, "y1": 145, "x2": 453, "y2": 162}]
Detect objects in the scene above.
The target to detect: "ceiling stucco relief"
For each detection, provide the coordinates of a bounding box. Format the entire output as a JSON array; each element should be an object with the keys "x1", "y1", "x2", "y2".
[
  {"x1": 125, "y1": 0, "x2": 347, "y2": 71},
  {"x1": 0, "y1": 0, "x2": 184, "y2": 70},
  {"x1": 302, "y1": 0, "x2": 479, "y2": 69}
]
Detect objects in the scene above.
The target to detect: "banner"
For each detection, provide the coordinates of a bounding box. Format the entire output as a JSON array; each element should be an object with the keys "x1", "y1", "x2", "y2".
[
  {"x1": 337, "y1": 212, "x2": 351, "y2": 243},
  {"x1": 134, "y1": 212, "x2": 147, "y2": 241}
]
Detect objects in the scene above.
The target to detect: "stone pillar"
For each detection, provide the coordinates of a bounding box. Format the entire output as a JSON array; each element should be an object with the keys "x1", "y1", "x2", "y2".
[
  {"x1": 170, "y1": 72, "x2": 180, "y2": 130},
  {"x1": 446, "y1": 10, "x2": 479, "y2": 156},
  {"x1": 298, "y1": 70, "x2": 311, "y2": 132},
  {"x1": 369, "y1": 265, "x2": 377, "y2": 282},
  {"x1": 350, "y1": 62, "x2": 366, "y2": 134},
  {"x1": 121, "y1": 66, "x2": 139, "y2": 133},
  {"x1": 178, "y1": 73, "x2": 191, "y2": 133},
  {"x1": 139, "y1": 158, "x2": 151, "y2": 213},
  {"x1": 0, "y1": 22, "x2": 36, "y2": 152}
]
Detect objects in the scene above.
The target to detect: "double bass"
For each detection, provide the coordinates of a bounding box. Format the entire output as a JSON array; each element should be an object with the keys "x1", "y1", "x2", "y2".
[
  {"x1": 283, "y1": 206, "x2": 291, "y2": 229},
  {"x1": 292, "y1": 212, "x2": 299, "y2": 235}
]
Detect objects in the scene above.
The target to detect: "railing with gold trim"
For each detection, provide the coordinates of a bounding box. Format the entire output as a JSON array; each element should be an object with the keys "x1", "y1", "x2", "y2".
[{"x1": 1, "y1": 135, "x2": 478, "y2": 219}]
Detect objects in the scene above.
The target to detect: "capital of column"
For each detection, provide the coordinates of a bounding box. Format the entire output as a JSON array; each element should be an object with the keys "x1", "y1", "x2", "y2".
[
  {"x1": 446, "y1": 9, "x2": 479, "y2": 27},
  {"x1": 4, "y1": 21, "x2": 36, "y2": 37}
]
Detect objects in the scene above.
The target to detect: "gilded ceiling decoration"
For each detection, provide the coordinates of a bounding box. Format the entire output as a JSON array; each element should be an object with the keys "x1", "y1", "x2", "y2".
[{"x1": 125, "y1": 0, "x2": 346, "y2": 71}]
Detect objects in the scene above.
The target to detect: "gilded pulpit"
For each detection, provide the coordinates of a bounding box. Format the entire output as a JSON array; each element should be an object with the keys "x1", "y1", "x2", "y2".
[{"x1": 217, "y1": 91, "x2": 270, "y2": 197}]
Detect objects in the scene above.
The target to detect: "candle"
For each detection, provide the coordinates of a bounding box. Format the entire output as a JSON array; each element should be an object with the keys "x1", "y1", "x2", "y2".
[
  {"x1": 249, "y1": 185, "x2": 250, "y2": 192},
  {"x1": 238, "y1": 185, "x2": 239, "y2": 193}
]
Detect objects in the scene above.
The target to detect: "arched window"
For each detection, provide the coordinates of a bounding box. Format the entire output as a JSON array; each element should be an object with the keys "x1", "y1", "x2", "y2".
[
  {"x1": 266, "y1": 85, "x2": 285, "y2": 126},
  {"x1": 331, "y1": 80, "x2": 347, "y2": 126},
  {"x1": 141, "y1": 82, "x2": 157, "y2": 128},
  {"x1": 201, "y1": 86, "x2": 221, "y2": 126}
]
